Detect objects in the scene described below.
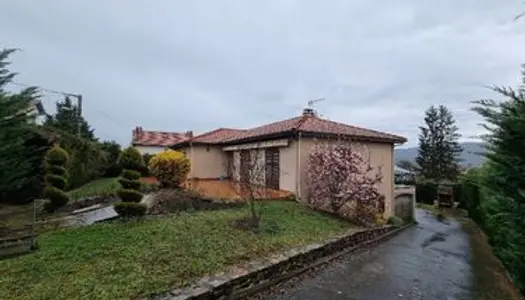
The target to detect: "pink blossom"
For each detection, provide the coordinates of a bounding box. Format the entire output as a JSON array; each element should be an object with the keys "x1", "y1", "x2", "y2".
[{"x1": 306, "y1": 141, "x2": 385, "y2": 226}]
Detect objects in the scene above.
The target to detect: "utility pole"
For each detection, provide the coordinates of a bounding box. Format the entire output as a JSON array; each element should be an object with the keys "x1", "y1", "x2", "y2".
[
  {"x1": 66, "y1": 93, "x2": 83, "y2": 137},
  {"x1": 76, "y1": 94, "x2": 82, "y2": 137}
]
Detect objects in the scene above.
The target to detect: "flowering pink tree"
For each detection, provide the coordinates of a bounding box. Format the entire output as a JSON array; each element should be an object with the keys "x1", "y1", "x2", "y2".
[{"x1": 306, "y1": 141, "x2": 385, "y2": 226}]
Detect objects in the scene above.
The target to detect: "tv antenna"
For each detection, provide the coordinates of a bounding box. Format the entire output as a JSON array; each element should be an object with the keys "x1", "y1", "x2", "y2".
[{"x1": 307, "y1": 97, "x2": 325, "y2": 108}]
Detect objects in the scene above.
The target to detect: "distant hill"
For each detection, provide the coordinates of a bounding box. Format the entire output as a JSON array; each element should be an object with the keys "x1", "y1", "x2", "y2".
[{"x1": 395, "y1": 142, "x2": 487, "y2": 168}]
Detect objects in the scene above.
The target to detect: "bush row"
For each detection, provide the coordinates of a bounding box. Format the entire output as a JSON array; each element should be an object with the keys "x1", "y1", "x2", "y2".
[
  {"x1": 414, "y1": 181, "x2": 463, "y2": 206},
  {"x1": 459, "y1": 165, "x2": 525, "y2": 294}
]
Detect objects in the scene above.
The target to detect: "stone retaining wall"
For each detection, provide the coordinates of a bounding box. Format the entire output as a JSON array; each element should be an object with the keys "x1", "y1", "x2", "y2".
[{"x1": 147, "y1": 224, "x2": 412, "y2": 300}]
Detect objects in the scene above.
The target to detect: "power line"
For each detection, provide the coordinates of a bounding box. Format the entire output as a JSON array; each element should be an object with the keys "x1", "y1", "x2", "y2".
[
  {"x1": 10, "y1": 81, "x2": 80, "y2": 97},
  {"x1": 11, "y1": 81, "x2": 83, "y2": 136}
]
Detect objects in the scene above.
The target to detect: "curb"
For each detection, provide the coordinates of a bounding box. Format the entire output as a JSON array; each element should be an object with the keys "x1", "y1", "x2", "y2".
[
  {"x1": 231, "y1": 221, "x2": 415, "y2": 299},
  {"x1": 147, "y1": 222, "x2": 415, "y2": 300}
]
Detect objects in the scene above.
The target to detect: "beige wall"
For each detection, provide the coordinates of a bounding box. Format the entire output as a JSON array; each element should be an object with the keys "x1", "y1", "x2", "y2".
[
  {"x1": 180, "y1": 136, "x2": 395, "y2": 217},
  {"x1": 279, "y1": 141, "x2": 298, "y2": 192},
  {"x1": 187, "y1": 145, "x2": 228, "y2": 179},
  {"x1": 298, "y1": 138, "x2": 395, "y2": 218}
]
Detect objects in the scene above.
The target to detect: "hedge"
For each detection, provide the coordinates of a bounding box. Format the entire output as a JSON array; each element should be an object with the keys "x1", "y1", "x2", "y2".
[{"x1": 415, "y1": 181, "x2": 463, "y2": 206}]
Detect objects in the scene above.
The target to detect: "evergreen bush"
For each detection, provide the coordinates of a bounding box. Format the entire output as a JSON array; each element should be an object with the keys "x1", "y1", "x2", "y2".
[
  {"x1": 43, "y1": 145, "x2": 70, "y2": 211},
  {"x1": 148, "y1": 150, "x2": 190, "y2": 188},
  {"x1": 114, "y1": 147, "x2": 146, "y2": 217},
  {"x1": 114, "y1": 202, "x2": 147, "y2": 217},
  {"x1": 118, "y1": 147, "x2": 145, "y2": 171}
]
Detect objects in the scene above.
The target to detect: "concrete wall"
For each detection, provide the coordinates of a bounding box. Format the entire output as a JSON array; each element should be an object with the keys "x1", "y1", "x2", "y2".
[
  {"x1": 133, "y1": 145, "x2": 167, "y2": 155},
  {"x1": 394, "y1": 185, "x2": 416, "y2": 221},
  {"x1": 279, "y1": 141, "x2": 298, "y2": 192},
  {"x1": 298, "y1": 138, "x2": 396, "y2": 218},
  {"x1": 187, "y1": 145, "x2": 228, "y2": 179}
]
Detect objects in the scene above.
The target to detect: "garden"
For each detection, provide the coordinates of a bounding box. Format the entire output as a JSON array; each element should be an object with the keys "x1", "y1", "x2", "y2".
[
  {"x1": 0, "y1": 139, "x2": 396, "y2": 300},
  {"x1": 0, "y1": 49, "x2": 401, "y2": 300}
]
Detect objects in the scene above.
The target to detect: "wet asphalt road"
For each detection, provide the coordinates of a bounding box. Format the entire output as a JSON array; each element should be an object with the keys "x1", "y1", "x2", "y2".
[{"x1": 261, "y1": 209, "x2": 475, "y2": 300}]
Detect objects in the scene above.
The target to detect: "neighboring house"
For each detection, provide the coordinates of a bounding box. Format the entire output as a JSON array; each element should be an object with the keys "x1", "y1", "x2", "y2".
[
  {"x1": 172, "y1": 108, "x2": 407, "y2": 217},
  {"x1": 131, "y1": 126, "x2": 192, "y2": 155},
  {"x1": 394, "y1": 166, "x2": 415, "y2": 184}
]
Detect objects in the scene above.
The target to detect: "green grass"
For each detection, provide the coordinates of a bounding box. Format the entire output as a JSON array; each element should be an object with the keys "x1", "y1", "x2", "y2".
[
  {"x1": 0, "y1": 201, "x2": 352, "y2": 300},
  {"x1": 67, "y1": 177, "x2": 120, "y2": 200}
]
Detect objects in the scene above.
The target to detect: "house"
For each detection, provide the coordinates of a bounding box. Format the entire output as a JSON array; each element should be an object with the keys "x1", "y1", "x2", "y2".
[
  {"x1": 131, "y1": 126, "x2": 193, "y2": 155},
  {"x1": 171, "y1": 108, "x2": 407, "y2": 217}
]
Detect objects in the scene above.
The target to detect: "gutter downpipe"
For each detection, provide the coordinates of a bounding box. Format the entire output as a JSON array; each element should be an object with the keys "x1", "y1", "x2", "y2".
[
  {"x1": 296, "y1": 131, "x2": 302, "y2": 200},
  {"x1": 190, "y1": 141, "x2": 194, "y2": 180}
]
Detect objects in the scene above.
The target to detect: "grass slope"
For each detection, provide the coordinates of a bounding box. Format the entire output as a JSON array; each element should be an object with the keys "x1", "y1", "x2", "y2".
[
  {"x1": 0, "y1": 201, "x2": 351, "y2": 300},
  {"x1": 68, "y1": 177, "x2": 120, "y2": 200}
]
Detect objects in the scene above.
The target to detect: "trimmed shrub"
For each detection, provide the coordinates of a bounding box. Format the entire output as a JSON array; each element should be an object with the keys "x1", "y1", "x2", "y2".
[
  {"x1": 113, "y1": 202, "x2": 147, "y2": 217},
  {"x1": 387, "y1": 216, "x2": 404, "y2": 227},
  {"x1": 121, "y1": 169, "x2": 141, "y2": 181},
  {"x1": 115, "y1": 147, "x2": 145, "y2": 217},
  {"x1": 148, "y1": 150, "x2": 190, "y2": 188},
  {"x1": 45, "y1": 146, "x2": 69, "y2": 165},
  {"x1": 118, "y1": 178, "x2": 142, "y2": 190},
  {"x1": 43, "y1": 145, "x2": 70, "y2": 211},
  {"x1": 45, "y1": 165, "x2": 68, "y2": 177},
  {"x1": 116, "y1": 188, "x2": 143, "y2": 203},
  {"x1": 43, "y1": 186, "x2": 70, "y2": 212},
  {"x1": 42, "y1": 127, "x2": 110, "y2": 189},
  {"x1": 44, "y1": 174, "x2": 67, "y2": 190},
  {"x1": 140, "y1": 181, "x2": 161, "y2": 194},
  {"x1": 118, "y1": 147, "x2": 145, "y2": 171}
]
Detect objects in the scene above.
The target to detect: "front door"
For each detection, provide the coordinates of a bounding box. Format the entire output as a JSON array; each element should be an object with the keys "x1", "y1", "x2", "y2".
[{"x1": 265, "y1": 148, "x2": 280, "y2": 189}]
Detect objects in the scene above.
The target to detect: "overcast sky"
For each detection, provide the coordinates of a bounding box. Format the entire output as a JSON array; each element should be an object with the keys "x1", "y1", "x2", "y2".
[{"x1": 2, "y1": 1, "x2": 525, "y2": 147}]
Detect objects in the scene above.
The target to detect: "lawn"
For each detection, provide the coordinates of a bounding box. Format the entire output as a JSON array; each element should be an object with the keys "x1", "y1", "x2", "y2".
[
  {"x1": 68, "y1": 177, "x2": 120, "y2": 200},
  {"x1": 67, "y1": 177, "x2": 158, "y2": 200},
  {"x1": 0, "y1": 201, "x2": 352, "y2": 300}
]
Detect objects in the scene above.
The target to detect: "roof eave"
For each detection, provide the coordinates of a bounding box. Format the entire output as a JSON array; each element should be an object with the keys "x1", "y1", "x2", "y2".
[
  {"x1": 220, "y1": 131, "x2": 295, "y2": 146},
  {"x1": 300, "y1": 131, "x2": 406, "y2": 144}
]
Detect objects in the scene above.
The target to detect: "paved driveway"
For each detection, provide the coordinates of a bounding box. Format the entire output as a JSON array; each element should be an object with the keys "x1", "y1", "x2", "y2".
[{"x1": 254, "y1": 209, "x2": 488, "y2": 300}]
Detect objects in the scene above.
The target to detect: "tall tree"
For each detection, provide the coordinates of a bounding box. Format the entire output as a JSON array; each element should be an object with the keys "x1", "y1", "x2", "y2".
[
  {"x1": 44, "y1": 96, "x2": 95, "y2": 140},
  {"x1": 416, "y1": 105, "x2": 463, "y2": 182},
  {"x1": 0, "y1": 48, "x2": 45, "y2": 202},
  {"x1": 471, "y1": 67, "x2": 525, "y2": 293}
]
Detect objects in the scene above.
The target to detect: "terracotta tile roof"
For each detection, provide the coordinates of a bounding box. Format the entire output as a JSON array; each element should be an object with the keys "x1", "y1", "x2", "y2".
[
  {"x1": 190, "y1": 128, "x2": 245, "y2": 143},
  {"x1": 222, "y1": 110, "x2": 407, "y2": 144},
  {"x1": 131, "y1": 127, "x2": 190, "y2": 147}
]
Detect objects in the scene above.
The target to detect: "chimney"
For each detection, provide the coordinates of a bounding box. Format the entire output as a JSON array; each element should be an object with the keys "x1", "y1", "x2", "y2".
[
  {"x1": 134, "y1": 126, "x2": 143, "y2": 138},
  {"x1": 185, "y1": 130, "x2": 193, "y2": 138},
  {"x1": 302, "y1": 108, "x2": 315, "y2": 116}
]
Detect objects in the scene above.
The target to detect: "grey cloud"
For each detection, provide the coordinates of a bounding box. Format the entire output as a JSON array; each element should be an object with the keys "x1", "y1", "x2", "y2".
[{"x1": 1, "y1": 0, "x2": 525, "y2": 146}]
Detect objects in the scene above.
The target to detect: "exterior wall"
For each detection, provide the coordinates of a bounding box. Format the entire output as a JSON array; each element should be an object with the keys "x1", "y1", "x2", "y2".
[
  {"x1": 232, "y1": 151, "x2": 240, "y2": 181},
  {"x1": 298, "y1": 137, "x2": 395, "y2": 218},
  {"x1": 394, "y1": 185, "x2": 416, "y2": 221},
  {"x1": 188, "y1": 145, "x2": 228, "y2": 179},
  {"x1": 227, "y1": 140, "x2": 298, "y2": 193},
  {"x1": 279, "y1": 141, "x2": 298, "y2": 192},
  {"x1": 134, "y1": 145, "x2": 168, "y2": 155},
  {"x1": 229, "y1": 149, "x2": 266, "y2": 185}
]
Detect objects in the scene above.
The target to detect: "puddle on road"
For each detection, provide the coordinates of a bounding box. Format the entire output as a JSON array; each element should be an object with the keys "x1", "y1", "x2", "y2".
[{"x1": 420, "y1": 232, "x2": 448, "y2": 248}]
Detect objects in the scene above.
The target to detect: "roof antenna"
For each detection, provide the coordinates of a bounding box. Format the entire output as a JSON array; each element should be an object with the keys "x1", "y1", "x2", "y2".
[
  {"x1": 307, "y1": 98, "x2": 325, "y2": 108},
  {"x1": 306, "y1": 98, "x2": 326, "y2": 118}
]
